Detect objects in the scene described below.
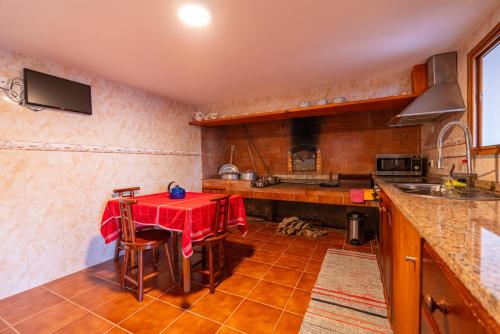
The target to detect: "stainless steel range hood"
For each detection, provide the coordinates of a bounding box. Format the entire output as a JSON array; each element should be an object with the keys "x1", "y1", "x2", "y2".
[{"x1": 389, "y1": 52, "x2": 465, "y2": 127}]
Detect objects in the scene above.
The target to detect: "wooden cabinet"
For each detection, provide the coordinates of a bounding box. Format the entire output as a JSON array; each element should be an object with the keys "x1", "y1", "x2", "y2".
[
  {"x1": 392, "y1": 205, "x2": 421, "y2": 334},
  {"x1": 378, "y1": 191, "x2": 393, "y2": 320},
  {"x1": 421, "y1": 242, "x2": 500, "y2": 334}
]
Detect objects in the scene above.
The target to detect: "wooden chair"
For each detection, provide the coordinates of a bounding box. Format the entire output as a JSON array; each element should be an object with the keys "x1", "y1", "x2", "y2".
[
  {"x1": 192, "y1": 195, "x2": 232, "y2": 293},
  {"x1": 202, "y1": 186, "x2": 226, "y2": 194},
  {"x1": 118, "y1": 198, "x2": 175, "y2": 301},
  {"x1": 113, "y1": 187, "x2": 141, "y2": 261}
]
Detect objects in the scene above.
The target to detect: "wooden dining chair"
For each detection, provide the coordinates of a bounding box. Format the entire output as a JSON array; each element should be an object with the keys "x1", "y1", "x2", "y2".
[
  {"x1": 118, "y1": 198, "x2": 176, "y2": 301},
  {"x1": 113, "y1": 187, "x2": 141, "y2": 262},
  {"x1": 202, "y1": 186, "x2": 226, "y2": 194},
  {"x1": 191, "y1": 194, "x2": 232, "y2": 293}
]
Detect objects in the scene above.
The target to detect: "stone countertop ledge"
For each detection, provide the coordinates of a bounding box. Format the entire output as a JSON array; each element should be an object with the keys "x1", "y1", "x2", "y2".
[{"x1": 376, "y1": 178, "x2": 500, "y2": 324}]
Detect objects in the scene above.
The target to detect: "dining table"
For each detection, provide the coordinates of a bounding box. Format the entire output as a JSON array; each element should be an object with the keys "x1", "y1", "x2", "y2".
[{"x1": 100, "y1": 191, "x2": 248, "y2": 292}]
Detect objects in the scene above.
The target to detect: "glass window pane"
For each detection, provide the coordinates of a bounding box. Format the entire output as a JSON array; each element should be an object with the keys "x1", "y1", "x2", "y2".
[{"x1": 481, "y1": 43, "x2": 500, "y2": 147}]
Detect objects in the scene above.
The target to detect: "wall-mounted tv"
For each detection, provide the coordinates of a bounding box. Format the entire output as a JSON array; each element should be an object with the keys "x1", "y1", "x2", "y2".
[{"x1": 24, "y1": 68, "x2": 92, "y2": 114}]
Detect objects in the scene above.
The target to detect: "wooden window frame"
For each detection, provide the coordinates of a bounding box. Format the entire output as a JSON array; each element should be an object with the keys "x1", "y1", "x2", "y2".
[{"x1": 468, "y1": 23, "x2": 500, "y2": 155}]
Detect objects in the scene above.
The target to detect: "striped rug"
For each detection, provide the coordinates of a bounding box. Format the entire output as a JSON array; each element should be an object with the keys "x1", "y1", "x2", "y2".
[{"x1": 300, "y1": 249, "x2": 393, "y2": 334}]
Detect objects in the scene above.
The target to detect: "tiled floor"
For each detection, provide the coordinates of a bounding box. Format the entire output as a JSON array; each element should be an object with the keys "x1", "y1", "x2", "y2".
[{"x1": 0, "y1": 221, "x2": 375, "y2": 334}]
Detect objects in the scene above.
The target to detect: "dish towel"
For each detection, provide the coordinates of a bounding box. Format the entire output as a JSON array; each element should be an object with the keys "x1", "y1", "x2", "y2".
[{"x1": 350, "y1": 189, "x2": 365, "y2": 203}]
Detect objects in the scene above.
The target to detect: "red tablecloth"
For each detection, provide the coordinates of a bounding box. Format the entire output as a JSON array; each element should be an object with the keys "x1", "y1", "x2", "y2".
[{"x1": 100, "y1": 192, "x2": 247, "y2": 257}]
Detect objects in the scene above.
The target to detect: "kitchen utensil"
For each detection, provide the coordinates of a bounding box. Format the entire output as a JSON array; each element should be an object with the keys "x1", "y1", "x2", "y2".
[
  {"x1": 253, "y1": 178, "x2": 271, "y2": 188},
  {"x1": 167, "y1": 181, "x2": 186, "y2": 199},
  {"x1": 330, "y1": 96, "x2": 347, "y2": 103},
  {"x1": 192, "y1": 111, "x2": 205, "y2": 121},
  {"x1": 242, "y1": 125, "x2": 257, "y2": 171},
  {"x1": 316, "y1": 98, "x2": 327, "y2": 105},
  {"x1": 221, "y1": 172, "x2": 240, "y2": 180},
  {"x1": 218, "y1": 164, "x2": 239, "y2": 174},
  {"x1": 262, "y1": 175, "x2": 280, "y2": 184},
  {"x1": 240, "y1": 171, "x2": 257, "y2": 181}
]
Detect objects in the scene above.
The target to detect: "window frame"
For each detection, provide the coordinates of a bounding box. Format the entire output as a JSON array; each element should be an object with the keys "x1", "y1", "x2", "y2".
[{"x1": 467, "y1": 23, "x2": 500, "y2": 155}]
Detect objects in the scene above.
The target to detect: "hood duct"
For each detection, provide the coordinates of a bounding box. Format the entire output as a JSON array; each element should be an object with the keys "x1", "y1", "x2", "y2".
[{"x1": 389, "y1": 52, "x2": 465, "y2": 127}]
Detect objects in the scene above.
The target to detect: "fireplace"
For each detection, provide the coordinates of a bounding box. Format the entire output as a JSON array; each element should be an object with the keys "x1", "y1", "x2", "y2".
[{"x1": 287, "y1": 145, "x2": 322, "y2": 173}]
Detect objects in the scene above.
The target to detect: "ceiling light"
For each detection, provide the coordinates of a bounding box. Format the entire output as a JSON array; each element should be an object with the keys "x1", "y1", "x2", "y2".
[{"x1": 178, "y1": 4, "x2": 211, "y2": 27}]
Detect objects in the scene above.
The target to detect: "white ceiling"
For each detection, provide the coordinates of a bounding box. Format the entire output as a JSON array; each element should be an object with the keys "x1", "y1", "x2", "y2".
[{"x1": 0, "y1": 0, "x2": 496, "y2": 105}]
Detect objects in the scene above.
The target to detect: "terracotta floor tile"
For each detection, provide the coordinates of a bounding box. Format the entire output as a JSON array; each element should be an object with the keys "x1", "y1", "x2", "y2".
[
  {"x1": 226, "y1": 300, "x2": 282, "y2": 334},
  {"x1": 85, "y1": 260, "x2": 121, "y2": 283},
  {"x1": 263, "y1": 266, "x2": 302, "y2": 287},
  {"x1": 94, "y1": 292, "x2": 152, "y2": 323},
  {"x1": 227, "y1": 245, "x2": 255, "y2": 258},
  {"x1": 248, "y1": 281, "x2": 293, "y2": 309},
  {"x1": 216, "y1": 326, "x2": 242, "y2": 334},
  {"x1": 0, "y1": 286, "x2": 46, "y2": 311},
  {"x1": 318, "y1": 239, "x2": 345, "y2": 250},
  {"x1": 304, "y1": 260, "x2": 323, "y2": 274},
  {"x1": 248, "y1": 249, "x2": 281, "y2": 264},
  {"x1": 291, "y1": 237, "x2": 319, "y2": 248},
  {"x1": 163, "y1": 311, "x2": 220, "y2": 334},
  {"x1": 344, "y1": 243, "x2": 373, "y2": 254},
  {"x1": 70, "y1": 281, "x2": 123, "y2": 311},
  {"x1": 106, "y1": 326, "x2": 129, "y2": 333},
  {"x1": 274, "y1": 311, "x2": 304, "y2": 334},
  {"x1": 248, "y1": 232, "x2": 273, "y2": 242},
  {"x1": 0, "y1": 290, "x2": 63, "y2": 324},
  {"x1": 270, "y1": 235, "x2": 295, "y2": 245},
  {"x1": 259, "y1": 226, "x2": 278, "y2": 234},
  {"x1": 234, "y1": 260, "x2": 271, "y2": 278},
  {"x1": 13, "y1": 300, "x2": 87, "y2": 334},
  {"x1": 285, "y1": 290, "x2": 311, "y2": 315},
  {"x1": 296, "y1": 273, "x2": 318, "y2": 291},
  {"x1": 284, "y1": 245, "x2": 315, "y2": 258},
  {"x1": 158, "y1": 283, "x2": 208, "y2": 309},
  {"x1": 311, "y1": 247, "x2": 328, "y2": 261},
  {"x1": 275, "y1": 254, "x2": 308, "y2": 271},
  {"x1": 260, "y1": 242, "x2": 288, "y2": 253},
  {"x1": 52, "y1": 313, "x2": 113, "y2": 334},
  {"x1": 143, "y1": 271, "x2": 177, "y2": 298},
  {"x1": 240, "y1": 239, "x2": 266, "y2": 249},
  {"x1": 189, "y1": 291, "x2": 243, "y2": 322},
  {"x1": 216, "y1": 273, "x2": 258, "y2": 297},
  {"x1": 44, "y1": 271, "x2": 103, "y2": 299},
  {"x1": 120, "y1": 300, "x2": 183, "y2": 334}
]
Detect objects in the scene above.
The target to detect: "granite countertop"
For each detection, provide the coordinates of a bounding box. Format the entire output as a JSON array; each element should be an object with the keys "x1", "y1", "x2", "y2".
[{"x1": 376, "y1": 179, "x2": 500, "y2": 324}]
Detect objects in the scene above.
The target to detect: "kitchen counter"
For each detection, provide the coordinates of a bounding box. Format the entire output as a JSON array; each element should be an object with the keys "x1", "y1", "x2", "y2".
[
  {"x1": 202, "y1": 179, "x2": 378, "y2": 207},
  {"x1": 376, "y1": 178, "x2": 500, "y2": 324}
]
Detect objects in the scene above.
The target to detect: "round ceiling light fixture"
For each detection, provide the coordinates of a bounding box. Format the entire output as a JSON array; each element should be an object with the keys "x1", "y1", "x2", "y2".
[{"x1": 178, "y1": 4, "x2": 211, "y2": 27}]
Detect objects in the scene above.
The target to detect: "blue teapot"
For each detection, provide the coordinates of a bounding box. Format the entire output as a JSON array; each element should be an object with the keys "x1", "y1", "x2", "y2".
[{"x1": 168, "y1": 181, "x2": 186, "y2": 199}]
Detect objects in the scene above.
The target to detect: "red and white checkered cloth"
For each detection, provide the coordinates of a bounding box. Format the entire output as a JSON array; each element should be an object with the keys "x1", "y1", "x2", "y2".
[{"x1": 100, "y1": 192, "x2": 247, "y2": 257}]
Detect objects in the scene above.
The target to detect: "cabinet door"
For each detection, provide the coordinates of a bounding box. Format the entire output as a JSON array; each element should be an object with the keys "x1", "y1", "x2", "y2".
[
  {"x1": 392, "y1": 205, "x2": 421, "y2": 334},
  {"x1": 378, "y1": 192, "x2": 393, "y2": 321}
]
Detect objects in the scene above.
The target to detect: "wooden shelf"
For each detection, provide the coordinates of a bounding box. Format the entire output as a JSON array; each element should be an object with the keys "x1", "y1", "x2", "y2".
[{"x1": 190, "y1": 93, "x2": 419, "y2": 127}]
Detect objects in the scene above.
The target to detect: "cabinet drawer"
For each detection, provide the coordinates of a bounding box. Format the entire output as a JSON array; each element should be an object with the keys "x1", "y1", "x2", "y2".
[{"x1": 421, "y1": 243, "x2": 498, "y2": 334}]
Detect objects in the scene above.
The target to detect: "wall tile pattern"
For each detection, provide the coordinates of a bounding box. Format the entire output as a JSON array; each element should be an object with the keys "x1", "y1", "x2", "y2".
[{"x1": 0, "y1": 47, "x2": 201, "y2": 299}]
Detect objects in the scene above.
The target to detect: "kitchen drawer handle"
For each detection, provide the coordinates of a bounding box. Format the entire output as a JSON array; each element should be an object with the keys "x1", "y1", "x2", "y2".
[
  {"x1": 405, "y1": 256, "x2": 417, "y2": 263},
  {"x1": 424, "y1": 294, "x2": 448, "y2": 314}
]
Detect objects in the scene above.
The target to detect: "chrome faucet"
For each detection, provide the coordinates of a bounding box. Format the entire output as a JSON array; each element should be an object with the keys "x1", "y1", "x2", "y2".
[{"x1": 437, "y1": 121, "x2": 476, "y2": 189}]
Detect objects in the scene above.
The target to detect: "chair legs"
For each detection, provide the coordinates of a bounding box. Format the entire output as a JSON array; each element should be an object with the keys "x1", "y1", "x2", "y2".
[
  {"x1": 120, "y1": 242, "x2": 176, "y2": 302},
  {"x1": 114, "y1": 236, "x2": 122, "y2": 262},
  {"x1": 208, "y1": 245, "x2": 215, "y2": 294}
]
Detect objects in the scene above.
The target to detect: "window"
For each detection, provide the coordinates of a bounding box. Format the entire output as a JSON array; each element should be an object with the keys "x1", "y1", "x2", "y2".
[{"x1": 468, "y1": 23, "x2": 500, "y2": 154}]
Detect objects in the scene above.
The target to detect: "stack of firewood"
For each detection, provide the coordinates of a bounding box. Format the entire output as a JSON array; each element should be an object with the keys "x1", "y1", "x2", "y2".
[{"x1": 276, "y1": 217, "x2": 328, "y2": 239}]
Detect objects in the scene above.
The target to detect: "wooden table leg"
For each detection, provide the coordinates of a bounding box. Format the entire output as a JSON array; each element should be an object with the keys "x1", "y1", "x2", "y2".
[{"x1": 182, "y1": 256, "x2": 191, "y2": 293}]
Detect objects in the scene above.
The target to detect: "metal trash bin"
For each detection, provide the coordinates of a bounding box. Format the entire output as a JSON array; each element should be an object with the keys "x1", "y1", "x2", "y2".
[{"x1": 346, "y1": 212, "x2": 366, "y2": 245}]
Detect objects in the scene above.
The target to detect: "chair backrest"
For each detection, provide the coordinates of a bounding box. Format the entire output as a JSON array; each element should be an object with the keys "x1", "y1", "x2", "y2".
[
  {"x1": 113, "y1": 186, "x2": 140, "y2": 198},
  {"x1": 202, "y1": 186, "x2": 225, "y2": 194},
  {"x1": 118, "y1": 198, "x2": 138, "y2": 244},
  {"x1": 210, "y1": 195, "x2": 231, "y2": 237}
]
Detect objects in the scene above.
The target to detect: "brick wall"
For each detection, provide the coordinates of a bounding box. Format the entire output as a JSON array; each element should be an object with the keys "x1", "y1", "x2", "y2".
[{"x1": 202, "y1": 109, "x2": 421, "y2": 178}]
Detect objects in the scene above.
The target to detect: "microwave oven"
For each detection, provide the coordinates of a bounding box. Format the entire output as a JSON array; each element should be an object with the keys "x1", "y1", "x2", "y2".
[{"x1": 376, "y1": 154, "x2": 423, "y2": 176}]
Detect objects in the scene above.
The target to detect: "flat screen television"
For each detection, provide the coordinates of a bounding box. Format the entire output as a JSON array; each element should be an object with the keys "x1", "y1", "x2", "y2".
[{"x1": 24, "y1": 68, "x2": 92, "y2": 114}]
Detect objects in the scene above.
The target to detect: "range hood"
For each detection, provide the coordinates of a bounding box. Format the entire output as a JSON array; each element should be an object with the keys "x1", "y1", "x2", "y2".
[{"x1": 389, "y1": 52, "x2": 465, "y2": 127}]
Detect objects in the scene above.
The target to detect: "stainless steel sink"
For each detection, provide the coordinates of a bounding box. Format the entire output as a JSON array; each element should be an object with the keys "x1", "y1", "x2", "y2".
[{"x1": 394, "y1": 183, "x2": 500, "y2": 201}]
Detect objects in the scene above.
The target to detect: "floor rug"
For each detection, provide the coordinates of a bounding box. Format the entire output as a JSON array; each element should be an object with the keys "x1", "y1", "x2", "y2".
[{"x1": 300, "y1": 249, "x2": 393, "y2": 334}]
